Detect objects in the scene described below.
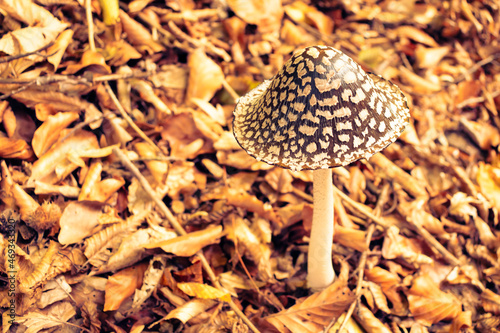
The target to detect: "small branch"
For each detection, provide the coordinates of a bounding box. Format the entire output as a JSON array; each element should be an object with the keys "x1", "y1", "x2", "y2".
[
  {"x1": 167, "y1": 21, "x2": 232, "y2": 62},
  {"x1": 85, "y1": 0, "x2": 96, "y2": 52},
  {"x1": 0, "y1": 42, "x2": 54, "y2": 64},
  {"x1": 104, "y1": 82, "x2": 161, "y2": 153},
  {"x1": 329, "y1": 184, "x2": 390, "y2": 333},
  {"x1": 331, "y1": 185, "x2": 389, "y2": 228}
]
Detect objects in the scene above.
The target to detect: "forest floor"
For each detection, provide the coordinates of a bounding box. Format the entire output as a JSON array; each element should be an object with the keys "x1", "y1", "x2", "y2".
[{"x1": 1, "y1": 0, "x2": 500, "y2": 332}]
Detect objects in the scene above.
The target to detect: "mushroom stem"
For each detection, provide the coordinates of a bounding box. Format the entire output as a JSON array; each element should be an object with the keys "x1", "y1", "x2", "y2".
[{"x1": 307, "y1": 168, "x2": 335, "y2": 291}]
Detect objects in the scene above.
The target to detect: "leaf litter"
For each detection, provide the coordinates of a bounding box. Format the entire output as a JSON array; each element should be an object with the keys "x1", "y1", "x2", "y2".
[{"x1": 0, "y1": 0, "x2": 500, "y2": 332}]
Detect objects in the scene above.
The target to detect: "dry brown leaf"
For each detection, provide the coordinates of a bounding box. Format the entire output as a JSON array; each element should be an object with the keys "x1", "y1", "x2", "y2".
[
  {"x1": 134, "y1": 142, "x2": 168, "y2": 185},
  {"x1": 81, "y1": 300, "x2": 102, "y2": 333},
  {"x1": 145, "y1": 225, "x2": 223, "y2": 257},
  {"x1": 118, "y1": 10, "x2": 164, "y2": 53},
  {"x1": 79, "y1": 173, "x2": 125, "y2": 203},
  {"x1": 3, "y1": 106, "x2": 36, "y2": 142},
  {"x1": 38, "y1": 276, "x2": 72, "y2": 309},
  {"x1": 177, "y1": 282, "x2": 231, "y2": 302},
  {"x1": 64, "y1": 50, "x2": 111, "y2": 75},
  {"x1": 46, "y1": 29, "x2": 73, "y2": 70},
  {"x1": 19, "y1": 241, "x2": 60, "y2": 294},
  {"x1": 265, "y1": 167, "x2": 294, "y2": 193},
  {"x1": 353, "y1": 303, "x2": 392, "y2": 333},
  {"x1": 0, "y1": 136, "x2": 33, "y2": 159},
  {"x1": 84, "y1": 212, "x2": 147, "y2": 268},
  {"x1": 382, "y1": 226, "x2": 433, "y2": 265},
  {"x1": 16, "y1": 301, "x2": 76, "y2": 333},
  {"x1": 164, "y1": 298, "x2": 218, "y2": 324},
  {"x1": 333, "y1": 226, "x2": 367, "y2": 252},
  {"x1": 28, "y1": 129, "x2": 100, "y2": 186},
  {"x1": 365, "y1": 267, "x2": 407, "y2": 315},
  {"x1": 407, "y1": 275, "x2": 462, "y2": 325},
  {"x1": 363, "y1": 281, "x2": 391, "y2": 314},
  {"x1": 96, "y1": 225, "x2": 176, "y2": 274},
  {"x1": 132, "y1": 255, "x2": 167, "y2": 310},
  {"x1": 480, "y1": 289, "x2": 500, "y2": 315},
  {"x1": 130, "y1": 79, "x2": 171, "y2": 119},
  {"x1": 185, "y1": 49, "x2": 225, "y2": 104},
  {"x1": 265, "y1": 264, "x2": 355, "y2": 333},
  {"x1": 225, "y1": 188, "x2": 282, "y2": 228},
  {"x1": 58, "y1": 201, "x2": 103, "y2": 245},
  {"x1": 460, "y1": 118, "x2": 500, "y2": 149},
  {"x1": 225, "y1": 216, "x2": 273, "y2": 281},
  {"x1": 414, "y1": 45, "x2": 450, "y2": 69},
  {"x1": 284, "y1": 1, "x2": 334, "y2": 35},
  {"x1": 398, "y1": 66, "x2": 442, "y2": 94},
  {"x1": 161, "y1": 112, "x2": 214, "y2": 160},
  {"x1": 165, "y1": 161, "x2": 198, "y2": 199},
  {"x1": 105, "y1": 39, "x2": 143, "y2": 66},
  {"x1": 370, "y1": 153, "x2": 428, "y2": 198},
  {"x1": 104, "y1": 263, "x2": 148, "y2": 311},
  {"x1": 0, "y1": 0, "x2": 68, "y2": 73},
  {"x1": 477, "y1": 162, "x2": 500, "y2": 212},
  {"x1": 10, "y1": 183, "x2": 40, "y2": 222},
  {"x1": 227, "y1": 0, "x2": 283, "y2": 33},
  {"x1": 32, "y1": 111, "x2": 79, "y2": 157},
  {"x1": 396, "y1": 26, "x2": 439, "y2": 47},
  {"x1": 281, "y1": 19, "x2": 314, "y2": 46}
]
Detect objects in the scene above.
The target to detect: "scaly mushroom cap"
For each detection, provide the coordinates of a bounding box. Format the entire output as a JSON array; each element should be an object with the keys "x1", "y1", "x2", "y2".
[{"x1": 233, "y1": 45, "x2": 410, "y2": 171}]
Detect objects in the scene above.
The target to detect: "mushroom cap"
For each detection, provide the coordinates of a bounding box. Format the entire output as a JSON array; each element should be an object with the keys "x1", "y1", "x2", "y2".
[{"x1": 233, "y1": 45, "x2": 410, "y2": 171}]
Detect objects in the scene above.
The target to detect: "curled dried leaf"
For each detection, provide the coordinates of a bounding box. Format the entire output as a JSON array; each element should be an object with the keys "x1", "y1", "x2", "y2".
[{"x1": 145, "y1": 225, "x2": 223, "y2": 257}]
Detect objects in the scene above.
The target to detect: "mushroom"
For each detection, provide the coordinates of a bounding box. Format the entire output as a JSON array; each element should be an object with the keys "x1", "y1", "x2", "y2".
[{"x1": 232, "y1": 45, "x2": 410, "y2": 291}]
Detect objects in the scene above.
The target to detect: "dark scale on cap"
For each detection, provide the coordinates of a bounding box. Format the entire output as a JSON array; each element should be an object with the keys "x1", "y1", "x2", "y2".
[{"x1": 233, "y1": 45, "x2": 410, "y2": 171}]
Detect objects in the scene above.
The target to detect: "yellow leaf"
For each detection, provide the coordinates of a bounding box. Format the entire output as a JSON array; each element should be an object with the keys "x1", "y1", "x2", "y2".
[{"x1": 177, "y1": 282, "x2": 231, "y2": 303}]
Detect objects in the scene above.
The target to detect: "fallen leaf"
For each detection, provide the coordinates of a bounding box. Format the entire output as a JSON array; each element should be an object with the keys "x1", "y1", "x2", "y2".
[
  {"x1": 104, "y1": 263, "x2": 148, "y2": 311},
  {"x1": 266, "y1": 264, "x2": 355, "y2": 333},
  {"x1": 145, "y1": 225, "x2": 223, "y2": 257},
  {"x1": 177, "y1": 282, "x2": 231, "y2": 302},
  {"x1": 407, "y1": 275, "x2": 462, "y2": 325}
]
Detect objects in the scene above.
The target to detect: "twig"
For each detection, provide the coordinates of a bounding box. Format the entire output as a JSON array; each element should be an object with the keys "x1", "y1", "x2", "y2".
[
  {"x1": 85, "y1": 0, "x2": 96, "y2": 52},
  {"x1": 455, "y1": 90, "x2": 500, "y2": 109},
  {"x1": 331, "y1": 185, "x2": 389, "y2": 228},
  {"x1": 409, "y1": 221, "x2": 461, "y2": 266},
  {"x1": 167, "y1": 21, "x2": 232, "y2": 62},
  {"x1": 328, "y1": 184, "x2": 390, "y2": 333},
  {"x1": 0, "y1": 42, "x2": 54, "y2": 64},
  {"x1": 104, "y1": 82, "x2": 161, "y2": 154},
  {"x1": 111, "y1": 147, "x2": 261, "y2": 333},
  {"x1": 453, "y1": 53, "x2": 500, "y2": 83},
  {"x1": 0, "y1": 71, "x2": 154, "y2": 85},
  {"x1": 222, "y1": 79, "x2": 240, "y2": 102},
  {"x1": 231, "y1": 215, "x2": 285, "y2": 312}
]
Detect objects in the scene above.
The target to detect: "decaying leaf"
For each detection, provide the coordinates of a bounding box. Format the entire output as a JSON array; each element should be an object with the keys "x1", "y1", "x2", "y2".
[
  {"x1": 227, "y1": 0, "x2": 284, "y2": 33},
  {"x1": 407, "y1": 275, "x2": 462, "y2": 325},
  {"x1": 58, "y1": 201, "x2": 104, "y2": 245},
  {"x1": 186, "y1": 49, "x2": 225, "y2": 104},
  {"x1": 28, "y1": 129, "x2": 100, "y2": 186},
  {"x1": 104, "y1": 263, "x2": 149, "y2": 311},
  {"x1": 2, "y1": 0, "x2": 500, "y2": 331},
  {"x1": 15, "y1": 301, "x2": 76, "y2": 333},
  {"x1": 265, "y1": 263, "x2": 355, "y2": 333},
  {"x1": 164, "y1": 298, "x2": 218, "y2": 324}
]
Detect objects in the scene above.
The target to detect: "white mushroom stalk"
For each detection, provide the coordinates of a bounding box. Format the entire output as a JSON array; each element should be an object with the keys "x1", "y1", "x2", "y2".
[
  {"x1": 232, "y1": 45, "x2": 410, "y2": 291},
  {"x1": 307, "y1": 168, "x2": 335, "y2": 291}
]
